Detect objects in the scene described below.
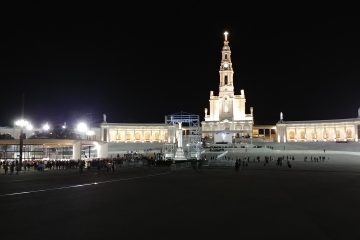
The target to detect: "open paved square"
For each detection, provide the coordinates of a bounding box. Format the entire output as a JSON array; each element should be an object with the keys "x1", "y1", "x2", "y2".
[{"x1": 1, "y1": 163, "x2": 360, "y2": 240}]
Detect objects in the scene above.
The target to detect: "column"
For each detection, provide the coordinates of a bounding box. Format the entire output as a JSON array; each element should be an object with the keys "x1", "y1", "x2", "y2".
[
  {"x1": 72, "y1": 141, "x2": 81, "y2": 160},
  {"x1": 97, "y1": 142, "x2": 108, "y2": 159}
]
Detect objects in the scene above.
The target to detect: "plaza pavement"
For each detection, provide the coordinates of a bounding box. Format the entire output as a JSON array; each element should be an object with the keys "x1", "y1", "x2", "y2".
[{"x1": 1, "y1": 160, "x2": 360, "y2": 240}]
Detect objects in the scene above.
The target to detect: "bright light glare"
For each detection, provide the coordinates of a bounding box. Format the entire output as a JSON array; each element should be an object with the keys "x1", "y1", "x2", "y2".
[
  {"x1": 26, "y1": 124, "x2": 33, "y2": 131},
  {"x1": 15, "y1": 119, "x2": 30, "y2": 128},
  {"x1": 15, "y1": 119, "x2": 32, "y2": 130},
  {"x1": 76, "y1": 122, "x2": 88, "y2": 133},
  {"x1": 42, "y1": 123, "x2": 50, "y2": 131}
]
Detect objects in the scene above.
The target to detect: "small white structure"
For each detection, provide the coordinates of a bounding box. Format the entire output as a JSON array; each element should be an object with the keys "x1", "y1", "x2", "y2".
[{"x1": 173, "y1": 122, "x2": 187, "y2": 160}]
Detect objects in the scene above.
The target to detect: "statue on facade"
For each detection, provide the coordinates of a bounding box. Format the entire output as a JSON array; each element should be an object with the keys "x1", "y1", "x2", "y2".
[
  {"x1": 358, "y1": 108, "x2": 360, "y2": 118},
  {"x1": 103, "y1": 113, "x2": 107, "y2": 123},
  {"x1": 280, "y1": 112, "x2": 283, "y2": 122}
]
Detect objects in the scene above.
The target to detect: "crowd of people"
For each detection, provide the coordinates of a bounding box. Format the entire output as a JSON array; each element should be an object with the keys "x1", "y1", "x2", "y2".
[
  {"x1": 0, "y1": 155, "x2": 166, "y2": 175},
  {"x1": 203, "y1": 153, "x2": 330, "y2": 171}
]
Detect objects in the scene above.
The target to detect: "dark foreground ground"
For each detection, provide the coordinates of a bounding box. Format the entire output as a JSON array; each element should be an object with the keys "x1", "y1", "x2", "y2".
[{"x1": 1, "y1": 165, "x2": 360, "y2": 240}]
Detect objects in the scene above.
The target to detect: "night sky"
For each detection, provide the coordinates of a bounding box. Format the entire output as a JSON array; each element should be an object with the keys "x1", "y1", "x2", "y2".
[{"x1": 1, "y1": 10, "x2": 360, "y2": 127}]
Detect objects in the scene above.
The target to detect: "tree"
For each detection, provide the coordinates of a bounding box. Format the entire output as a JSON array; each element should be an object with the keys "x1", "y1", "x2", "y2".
[{"x1": 0, "y1": 133, "x2": 14, "y2": 139}]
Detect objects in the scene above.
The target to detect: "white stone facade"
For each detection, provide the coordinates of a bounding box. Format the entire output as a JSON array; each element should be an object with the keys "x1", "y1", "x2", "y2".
[
  {"x1": 202, "y1": 32, "x2": 253, "y2": 142},
  {"x1": 100, "y1": 123, "x2": 176, "y2": 144},
  {"x1": 276, "y1": 119, "x2": 360, "y2": 143}
]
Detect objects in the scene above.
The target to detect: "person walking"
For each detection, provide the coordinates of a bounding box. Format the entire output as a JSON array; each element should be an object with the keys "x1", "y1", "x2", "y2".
[
  {"x1": 4, "y1": 163, "x2": 8, "y2": 175},
  {"x1": 235, "y1": 160, "x2": 240, "y2": 172},
  {"x1": 111, "y1": 161, "x2": 115, "y2": 172},
  {"x1": 79, "y1": 160, "x2": 84, "y2": 173},
  {"x1": 10, "y1": 162, "x2": 14, "y2": 175}
]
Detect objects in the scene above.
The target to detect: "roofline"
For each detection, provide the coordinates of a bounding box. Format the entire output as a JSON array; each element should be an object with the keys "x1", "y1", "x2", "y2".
[{"x1": 278, "y1": 118, "x2": 360, "y2": 124}]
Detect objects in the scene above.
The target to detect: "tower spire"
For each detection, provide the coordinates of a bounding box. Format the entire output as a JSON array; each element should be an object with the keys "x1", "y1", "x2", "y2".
[{"x1": 219, "y1": 31, "x2": 234, "y2": 96}]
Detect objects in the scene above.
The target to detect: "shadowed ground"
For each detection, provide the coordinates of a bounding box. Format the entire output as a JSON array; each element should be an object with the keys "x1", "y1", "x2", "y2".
[{"x1": 1, "y1": 164, "x2": 360, "y2": 240}]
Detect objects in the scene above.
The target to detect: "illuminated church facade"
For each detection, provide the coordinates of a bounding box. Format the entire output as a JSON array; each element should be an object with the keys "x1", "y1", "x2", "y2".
[{"x1": 201, "y1": 32, "x2": 254, "y2": 143}]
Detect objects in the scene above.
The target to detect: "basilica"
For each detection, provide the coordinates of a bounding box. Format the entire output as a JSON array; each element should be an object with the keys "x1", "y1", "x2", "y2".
[{"x1": 201, "y1": 32, "x2": 254, "y2": 143}]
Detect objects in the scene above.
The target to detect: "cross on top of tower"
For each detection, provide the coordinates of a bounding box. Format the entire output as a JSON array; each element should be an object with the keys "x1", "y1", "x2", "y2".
[
  {"x1": 224, "y1": 31, "x2": 229, "y2": 41},
  {"x1": 224, "y1": 31, "x2": 229, "y2": 46}
]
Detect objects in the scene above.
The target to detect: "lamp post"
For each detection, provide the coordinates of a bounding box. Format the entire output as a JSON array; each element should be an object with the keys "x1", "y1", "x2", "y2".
[
  {"x1": 14, "y1": 119, "x2": 32, "y2": 170},
  {"x1": 86, "y1": 130, "x2": 95, "y2": 159},
  {"x1": 42, "y1": 123, "x2": 51, "y2": 158},
  {"x1": 76, "y1": 122, "x2": 88, "y2": 161}
]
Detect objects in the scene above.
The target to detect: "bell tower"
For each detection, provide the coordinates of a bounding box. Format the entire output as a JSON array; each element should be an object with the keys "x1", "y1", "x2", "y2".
[
  {"x1": 202, "y1": 31, "x2": 253, "y2": 143},
  {"x1": 219, "y1": 31, "x2": 234, "y2": 98}
]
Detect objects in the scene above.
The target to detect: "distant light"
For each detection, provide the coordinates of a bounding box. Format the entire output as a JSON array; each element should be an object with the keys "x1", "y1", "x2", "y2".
[
  {"x1": 42, "y1": 123, "x2": 50, "y2": 131},
  {"x1": 76, "y1": 122, "x2": 88, "y2": 133},
  {"x1": 15, "y1": 119, "x2": 30, "y2": 128}
]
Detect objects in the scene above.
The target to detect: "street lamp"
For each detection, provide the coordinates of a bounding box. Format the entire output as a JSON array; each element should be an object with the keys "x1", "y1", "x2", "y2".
[
  {"x1": 86, "y1": 130, "x2": 95, "y2": 159},
  {"x1": 14, "y1": 119, "x2": 32, "y2": 170},
  {"x1": 186, "y1": 143, "x2": 190, "y2": 158},
  {"x1": 42, "y1": 122, "x2": 50, "y2": 131}
]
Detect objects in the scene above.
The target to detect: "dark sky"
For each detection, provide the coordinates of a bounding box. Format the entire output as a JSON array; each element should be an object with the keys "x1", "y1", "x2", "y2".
[{"x1": 1, "y1": 9, "x2": 360, "y2": 127}]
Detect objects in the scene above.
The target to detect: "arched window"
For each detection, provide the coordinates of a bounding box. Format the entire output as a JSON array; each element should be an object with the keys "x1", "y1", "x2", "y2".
[
  {"x1": 225, "y1": 54, "x2": 227, "y2": 59},
  {"x1": 312, "y1": 131, "x2": 317, "y2": 140},
  {"x1": 336, "y1": 130, "x2": 340, "y2": 140},
  {"x1": 323, "y1": 131, "x2": 328, "y2": 139},
  {"x1": 224, "y1": 75, "x2": 228, "y2": 85},
  {"x1": 289, "y1": 131, "x2": 295, "y2": 140},
  {"x1": 300, "y1": 131, "x2": 305, "y2": 140},
  {"x1": 346, "y1": 129, "x2": 352, "y2": 139}
]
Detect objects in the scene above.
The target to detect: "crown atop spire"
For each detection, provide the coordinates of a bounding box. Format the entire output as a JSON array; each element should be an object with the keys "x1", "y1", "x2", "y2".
[{"x1": 224, "y1": 31, "x2": 229, "y2": 45}]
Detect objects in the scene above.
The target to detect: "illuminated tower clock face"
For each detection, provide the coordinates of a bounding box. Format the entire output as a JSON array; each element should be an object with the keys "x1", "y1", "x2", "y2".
[{"x1": 224, "y1": 63, "x2": 228, "y2": 68}]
